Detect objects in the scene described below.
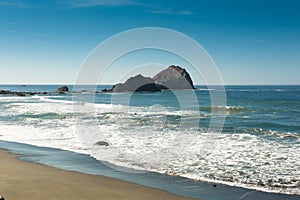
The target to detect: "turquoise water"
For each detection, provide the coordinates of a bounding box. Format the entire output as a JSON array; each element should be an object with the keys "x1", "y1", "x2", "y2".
[{"x1": 0, "y1": 85, "x2": 299, "y2": 197}]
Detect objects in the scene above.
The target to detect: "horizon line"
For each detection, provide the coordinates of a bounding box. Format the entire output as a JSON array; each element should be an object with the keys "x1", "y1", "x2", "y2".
[{"x1": 0, "y1": 83, "x2": 299, "y2": 86}]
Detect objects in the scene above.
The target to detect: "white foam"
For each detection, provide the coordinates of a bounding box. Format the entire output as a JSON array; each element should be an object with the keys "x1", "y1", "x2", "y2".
[
  {"x1": 38, "y1": 96, "x2": 73, "y2": 104},
  {"x1": 198, "y1": 88, "x2": 216, "y2": 91},
  {"x1": 0, "y1": 122, "x2": 86, "y2": 154},
  {"x1": 0, "y1": 96, "x2": 39, "y2": 101},
  {"x1": 0, "y1": 96, "x2": 299, "y2": 195}
]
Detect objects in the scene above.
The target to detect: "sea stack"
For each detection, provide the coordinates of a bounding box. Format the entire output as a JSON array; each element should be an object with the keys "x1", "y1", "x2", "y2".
[
  {"x1": 107, "y1": 74, "x2": 161, "y2": 93},
  {"x1": 102, "y1": 65, "x2": 195, "y2": 93},
  {"x1": 153, "y1": 65, "x2": 195, "y2": 89}
]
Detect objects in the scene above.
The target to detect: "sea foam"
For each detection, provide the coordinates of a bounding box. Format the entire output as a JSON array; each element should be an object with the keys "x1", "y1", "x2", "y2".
[{"x1": 0, "y1": 95, "x2": 299, "y2": 195}]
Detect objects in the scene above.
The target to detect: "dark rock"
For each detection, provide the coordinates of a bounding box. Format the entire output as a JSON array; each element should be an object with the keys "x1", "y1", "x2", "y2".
[
  {"x1": 257, "y1": 180, "x2": 265, "y2": 186},
  {"x1": 110, "y1": 74, "x2": 161, "y2": 93},
  {"x1": 101, "y1": 88, "x2": 113, "y2": 93},
  {"x1": 94, "y1": 141, "x2": 109, "y2": 146},
  {"x1": 0, "y1": 90, "x2": 10, "y2": 95},
  {"x1": 102, "y1": 65, "x2": 195, "y2": 92},
  {"x1": 0, "y1": 90, "x2": 48, "y2": 96},
  {"x1": 56, "y1": 86, "x2": 69, "y2": 94},
  {"x1": 15, "y1": 92, "x2": 26, "y2": 96},
  {"x1": 153, "y1": 65, "x2": 195, "y2": 90}
]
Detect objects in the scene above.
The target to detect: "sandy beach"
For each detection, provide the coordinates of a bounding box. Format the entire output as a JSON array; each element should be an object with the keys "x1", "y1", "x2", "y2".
[{"x1": 0, "y1": 149, "x2": 197, "y2": 200}]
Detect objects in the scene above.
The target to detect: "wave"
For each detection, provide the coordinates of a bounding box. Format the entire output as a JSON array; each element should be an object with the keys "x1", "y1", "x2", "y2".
[
  {"x1": 201, "y1": 106, "x2": 246, "y2": 113},
  {"x1": 86, "y1": 130, "x2": 300, "y2": 195},
  {"x1": 38, "y1": 96, "x2": 73, "y2": 104},
  {"x1": 0, "y1": 96, "x2": 40, "y2": 102},
  {"x1": 205, "y1": 105, "x2": 245, "y2": 110},
  {"x1": 241, "y1": 128, "x2": 300, "y2": 141},
  {"x1": 197, "y1": 88, "x2": 216, "y2": 91},
  {"x1": 224, "y1": 106, "x2": 245, "y2": 110},
  {"x1": 0, "y1": 95, "x2": 299, "y2": 195},
  {"x1": 17, "y1": 112, "x2": 73, "y2": 120}
]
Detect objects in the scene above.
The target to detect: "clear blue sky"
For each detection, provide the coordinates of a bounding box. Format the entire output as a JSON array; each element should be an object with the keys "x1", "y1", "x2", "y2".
[{"x1": 0, "y1": 0, "x2": 299, "y2": 84}]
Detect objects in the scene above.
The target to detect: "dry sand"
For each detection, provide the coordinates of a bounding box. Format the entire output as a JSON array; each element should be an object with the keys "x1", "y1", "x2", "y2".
[{"x1": 0, "y1": 149, "x2": 198, "y2": 200}]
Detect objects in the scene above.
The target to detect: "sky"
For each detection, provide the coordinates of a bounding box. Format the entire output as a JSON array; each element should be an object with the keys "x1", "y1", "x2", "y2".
[{"x1": 0, "y1": 0, "x2": 299, "y2": 85}]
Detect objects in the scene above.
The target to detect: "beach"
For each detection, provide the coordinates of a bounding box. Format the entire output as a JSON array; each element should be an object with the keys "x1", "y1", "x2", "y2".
[
  {"x1": 1, "y1": 0, "x2": 300, "y2": 198},
  {"x1": 0, "y1": 149, "x2": 197, "y2": 200}
]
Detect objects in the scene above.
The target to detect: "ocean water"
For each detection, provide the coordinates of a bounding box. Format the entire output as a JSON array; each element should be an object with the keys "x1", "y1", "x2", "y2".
[{"x1": 0, "y1": 85, "x2": 299, "y2": 196}]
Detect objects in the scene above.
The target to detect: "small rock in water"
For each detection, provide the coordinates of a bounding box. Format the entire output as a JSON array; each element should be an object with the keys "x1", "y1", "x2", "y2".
[
  {"x1": 0, "y1": 90, "x2": 10, "y2": 95},
  {"x1": 94, "y1": 141, "x2": 109, "y2": 146},
  {"x1": 15, "y1": 92, "x2": 26, "y2": 96},
  {"x1": 56, "y1": 86, "x2": 69, "y2": 94},
  {"x1": 257, "y1": 180, "x2": 265, "y2": 186}
]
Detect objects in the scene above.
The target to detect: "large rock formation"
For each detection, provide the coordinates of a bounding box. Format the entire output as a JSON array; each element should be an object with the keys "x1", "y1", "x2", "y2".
[
  {"x1": 102, "y1": 65, "x2": 195, "y2": 93},
  {"x1": 153, "y1": 65, "x2": 195, "y2": 89},
  {"x1": 107, "y1": 74, "x2": 161, "y2": 93}
]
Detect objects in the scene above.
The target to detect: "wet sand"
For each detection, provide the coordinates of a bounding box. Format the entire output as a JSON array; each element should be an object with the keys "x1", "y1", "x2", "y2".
[{"x1": 0, "y1": 149, "x2": 198, "y2": 200}]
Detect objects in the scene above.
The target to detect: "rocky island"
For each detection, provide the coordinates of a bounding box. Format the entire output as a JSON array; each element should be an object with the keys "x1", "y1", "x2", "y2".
[
  {"x1": 102, "y1": 65, "x2": 195, "y2": 93},
  {"x1": 102, "y1": 74, "x2": 161, "y2": 93},
  {"x1": 0, "y1": 86, "x2": 69, "y2": 96},
  {"x1": 0, "y1": 65, "x2": 195, "y2": 95},
  {"x1": 153, "y1": 65, "x2": 195, "y2": 90}
]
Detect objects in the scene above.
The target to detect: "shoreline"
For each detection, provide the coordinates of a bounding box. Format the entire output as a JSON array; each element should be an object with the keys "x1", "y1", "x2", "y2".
[
  {"x1": 0, "y1": 140, "x2": 299, "y2": 200},
  {"x1": 0, "y1": 149, "x2": 197, "y2": 200}
]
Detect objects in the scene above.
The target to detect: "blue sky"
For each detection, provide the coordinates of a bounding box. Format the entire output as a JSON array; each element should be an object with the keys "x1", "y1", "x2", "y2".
[{"x1": 0, "y1": 0, "x2": 299, "y2": 84}]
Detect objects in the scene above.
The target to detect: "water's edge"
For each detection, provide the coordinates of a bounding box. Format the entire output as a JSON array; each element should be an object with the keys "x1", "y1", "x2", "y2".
[{"x1": 0, "y1": 140, "x2": 298, "y2": 200}]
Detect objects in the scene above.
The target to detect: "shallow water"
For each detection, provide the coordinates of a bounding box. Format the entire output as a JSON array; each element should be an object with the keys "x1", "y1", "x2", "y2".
[{"x1": 0, "y1": 140, "x2": 299, "y2": 200}]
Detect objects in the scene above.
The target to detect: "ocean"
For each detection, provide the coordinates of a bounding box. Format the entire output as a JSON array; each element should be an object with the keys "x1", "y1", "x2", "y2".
[{"x1": 0, "y1": 85, "x2": 299, "y2": 198}]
